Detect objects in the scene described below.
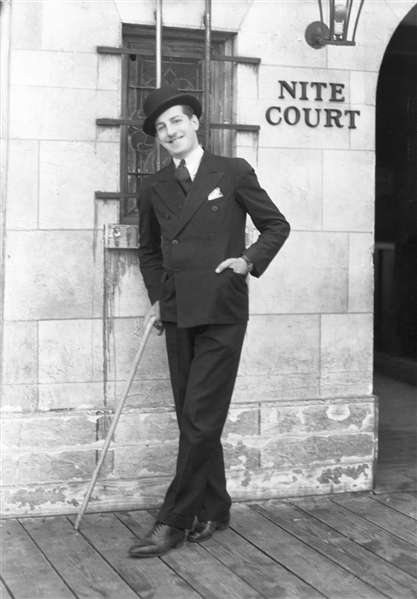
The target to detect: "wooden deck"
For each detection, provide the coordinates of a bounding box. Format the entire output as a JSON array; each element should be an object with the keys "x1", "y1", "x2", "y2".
[
  {"x1": 1, "y1": 491, "x2": 416, "y2": 599},
  {"x1": 1, "y1": 373, "x2": 416, "y2": 599}
]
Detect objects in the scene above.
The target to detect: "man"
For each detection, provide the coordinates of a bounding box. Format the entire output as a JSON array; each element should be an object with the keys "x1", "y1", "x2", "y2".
[{"x1": 129, "y1": 86, "x2": 290, "y2": 558}]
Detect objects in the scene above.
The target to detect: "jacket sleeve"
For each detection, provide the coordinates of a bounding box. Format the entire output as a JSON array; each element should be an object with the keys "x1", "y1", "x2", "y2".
[
  {"x1": 234, "y1": 159, "x2": 290, "y2": 277},
  {"x1": 137, "y1": 183, "x2": 164, "y2": 304}
]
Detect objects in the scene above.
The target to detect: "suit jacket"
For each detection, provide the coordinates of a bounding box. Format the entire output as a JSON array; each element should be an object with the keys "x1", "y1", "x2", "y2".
[{"x1": 138, "y1": 151, "x2": 290, "y2": 328}]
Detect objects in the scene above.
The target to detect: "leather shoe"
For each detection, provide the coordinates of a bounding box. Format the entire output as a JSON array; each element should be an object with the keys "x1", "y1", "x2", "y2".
[
  {"x1": 188, "y1": 513, "x2": 230, "y2": 543},
  {"x1": 129, "y1": 522, "x2": 186, "y2": 558}
]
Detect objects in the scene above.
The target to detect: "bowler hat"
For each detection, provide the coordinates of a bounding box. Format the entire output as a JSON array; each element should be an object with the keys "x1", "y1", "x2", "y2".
[{"x1": 142, "y1": 86, "x2": 202, "y2": 137}]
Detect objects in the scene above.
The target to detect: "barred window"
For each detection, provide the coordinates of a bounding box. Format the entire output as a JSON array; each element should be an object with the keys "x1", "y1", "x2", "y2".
[
  {"x1": 97, "y1": 26, "x2": 260, "y2": 230},
  {"x1": 120, "y1": 25, "x2": 235, "y2": 224}
]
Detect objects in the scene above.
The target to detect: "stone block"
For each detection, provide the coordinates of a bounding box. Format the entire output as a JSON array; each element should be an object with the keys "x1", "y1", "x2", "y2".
[
  {"x1": 236, "y1": 62, "x2": 259, "y2": 101},
  {"x1": 235, "y1": 143, "x2": 259, "y2": 170},
  {"x1": 10, "y1": 50, "x2": 97, "y2": 88},
  {"x1": 239, "y1": 315, "x2": 320, "y2": 377},
  {"x1": 261, "y1": 433, "x2": 374, "y2": 469},
  {"x1": 4, "y1": 231, "x2": 97, "y2": 321},
  {"x1": 350, "y1": 71, "x2": 379, "y2": 106},
  {"x1": 211, "y1": 0, "x2": 253, "y2": 31},
  {"x1": 1, "y1": 385, "x2": 38, "y2": 413},
  {"x1": 2, "y1": 415, "x2": 96, "y2": 450},
  {"x1": 39, "y1": 319, "x2": 103, "y2": 384},
  {"x1": 107, "y1": 318, "x2": 169, "y2": 382},
  {"x1": 103, "y1": 250, "x2": 150, "y2": 318},
  {"x1": 224, "y1": 439, "x2": 260, "y2": 472},
  {"x1": 10, "y1": 1, "x2": 42, "y2": 50},
  {"x1": 96, "y1": 125, "x2": 121, "y2": 144},
  {"x1": 113, "y1": 0, "x2": 154, "y2": 26},
  {"x1": 41, "y1": 1, "x2": 119, "y2": 52},
  {"x1": 6, "y1": 140, "x2": 39, "y2": 231},
  {"x1": 260, "y1": 401, "x2": 375, "y2": 437},
  {"x1": 95, "y1": 200, "x2": 120, "y2": 229},
  {"x1": 39, "y1": 141, "x2": 119, "y2": 229},
  {"x1": 2, "y1": 321, "x2": 38, "y2": 385},
  {"x1": 116, "y1": 378, "x2": 174, "y2": 411},
  {"x1": 113, "y1": 444, "x2": 177, "y2": 479},
  {"x1": 387, "y1": 0, "x2": 417, "y2": 21},
  {"x1": 239, "y1": 2, "x2": 326, "y2": 69},
  {"x1": 9, "y1": 87, "x2": 118, "y2": 141},
  {"x1": 235, "y1": 129, "x2": 260, "y2": 153},
  {"x1": 314, "y1": 463, "x2": 373, "y2": 488},
  {"x1": 98, "y1": 54, "x2": 121, "y2": 91},
  {"x1": 233, "y1": 373, "x2": 320, "y2": 403},
  {"x1": 114, "y1": 411, "x2": 179, "y2": 445},
  {"x1": 321, "y1": 313, "x2": 374, "y2": 375},
  {"x1": 323, "y1": 150, "x2": 374, "y2": 232},
  {"x1": 256, "y1": 148, "x2": 322, "y2": 231},
  {"x1": 349, "y1": 104, "x2": 375, "y2": 151},
  {"x1": 118, "y1": 0, "x2": 204, "y2": 30},
  {"x1": 250, "y1": 232, "x2": 349, "y2": 314},
  {"x1": 227, "y1": 462, "x2": 373, "y2": 500},
  {"x1": 18, "y1": 451, "x2": 96, "y2": 484},
  {"x1": 348, "y1": 233, "x2": 374, "y2": 312},
  {"x1": 224, "y1": 407, "x2": 259, "y2": 437},
  {"x1": 92, "y1": 232, "x2": 105, "y2": 320},
  {"x1": 0, "y1": 454, "x2": 19, "y2": 486},
  {"x1": 320, "y1": 371, "x2": 373, "y2": 399},
  {"x1": 38, "y1": 382, "x2": 110, "y2": 411}
]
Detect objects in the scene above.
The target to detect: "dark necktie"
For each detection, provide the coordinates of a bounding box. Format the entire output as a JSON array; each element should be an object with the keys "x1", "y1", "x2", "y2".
[{"x1": 175, "y1": 159, "x2": 192, "y2": 195}]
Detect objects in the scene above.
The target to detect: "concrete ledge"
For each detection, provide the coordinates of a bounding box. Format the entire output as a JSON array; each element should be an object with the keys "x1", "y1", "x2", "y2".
[{"x1": 1, "y1": 461, "x2": 374, "y2": 519}]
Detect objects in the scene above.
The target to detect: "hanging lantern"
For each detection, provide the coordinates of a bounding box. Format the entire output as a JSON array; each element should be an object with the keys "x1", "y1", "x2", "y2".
[{"x1": 305, "y1": 0, "x2": 365, "y2": 49}]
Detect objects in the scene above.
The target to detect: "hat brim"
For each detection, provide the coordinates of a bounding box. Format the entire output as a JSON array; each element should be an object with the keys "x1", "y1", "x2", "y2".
[{"x1": 143, "y1": 93, "x2": 202, "y2": 137}]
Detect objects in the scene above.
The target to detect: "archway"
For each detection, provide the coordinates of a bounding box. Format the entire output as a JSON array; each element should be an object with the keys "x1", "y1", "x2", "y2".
[{"x1": 373, "y1": 4, "x2": 417, "y2": 491}]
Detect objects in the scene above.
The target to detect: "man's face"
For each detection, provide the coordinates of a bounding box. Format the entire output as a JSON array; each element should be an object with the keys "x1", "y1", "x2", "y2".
[{"x1": 155, "y1": 105, "x2": 200, "y2": 160}]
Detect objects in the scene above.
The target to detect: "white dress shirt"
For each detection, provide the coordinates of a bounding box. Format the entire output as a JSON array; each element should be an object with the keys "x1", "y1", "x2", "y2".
[{"x1": 173, "y1": 145, "x2": 204, "y2": 181}]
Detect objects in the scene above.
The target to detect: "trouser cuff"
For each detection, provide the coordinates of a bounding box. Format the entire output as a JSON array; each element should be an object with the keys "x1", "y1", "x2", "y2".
[{"x1": 157, "y1": 510, "x2": 195, "y2": 531}]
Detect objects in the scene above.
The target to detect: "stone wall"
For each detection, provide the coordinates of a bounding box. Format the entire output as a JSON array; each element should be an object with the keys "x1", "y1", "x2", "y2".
[{"x1": 1, "y1": 0, "x2": 414, "y2": 516}]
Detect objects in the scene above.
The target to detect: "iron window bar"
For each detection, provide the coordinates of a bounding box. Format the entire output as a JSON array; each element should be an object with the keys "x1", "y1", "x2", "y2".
[
  {"x1": 97, "y1": 46, "x2": 260, "y2": 64},
  {"x1": 97, "y1": 119, "x2": 260, "y2": 131}
]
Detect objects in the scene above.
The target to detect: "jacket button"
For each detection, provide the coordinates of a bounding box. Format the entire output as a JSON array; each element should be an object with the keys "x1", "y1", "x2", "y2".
[
  {"x1": 165, "y1": 214, "x2": 170, "y2": 219},
  {"x1": 174, "y1": 269, "x2": 181, "y2": 275},
  {"x1": 211, "y1": 205, "x2": 218, "y2": 212},
  {"x1": 172, "y1": 239, "x2": 179, "y2": 245},
  {"x1": 208, "y1": 234, "x2": 215, "y2": 241}
]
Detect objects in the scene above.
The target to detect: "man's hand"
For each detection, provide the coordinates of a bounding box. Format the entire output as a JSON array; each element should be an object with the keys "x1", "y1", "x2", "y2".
[
  {"x1": 145, "y1": 301, "x2": 164, "y2": 335},
  {"x1": 215, "y1": 257, "x2": 248, "y2": 275}
]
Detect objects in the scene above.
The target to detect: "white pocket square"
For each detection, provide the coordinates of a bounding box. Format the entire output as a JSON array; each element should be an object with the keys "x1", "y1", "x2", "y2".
[{"x1": 208, "y1": 187, "x2": 223, "y2": 201}]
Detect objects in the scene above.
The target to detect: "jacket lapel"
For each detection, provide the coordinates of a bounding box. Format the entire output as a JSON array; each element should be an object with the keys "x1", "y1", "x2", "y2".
[
  {"x1": 173, "y1": 151, "x2": 224, "y2": 238},
  {"x1": 154, "y1": 162, "x2": 184, "y2": 217}
]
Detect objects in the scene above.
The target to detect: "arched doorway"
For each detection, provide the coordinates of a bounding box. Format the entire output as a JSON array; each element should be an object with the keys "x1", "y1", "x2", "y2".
[{"x1": 373, "y1": 5, "x2": 417, "y2": 491}]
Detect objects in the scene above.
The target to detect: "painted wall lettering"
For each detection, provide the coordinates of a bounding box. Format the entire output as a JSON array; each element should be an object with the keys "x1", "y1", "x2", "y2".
[{"x1": 266, "y1": 80, "x2": 360, "y2": 129}]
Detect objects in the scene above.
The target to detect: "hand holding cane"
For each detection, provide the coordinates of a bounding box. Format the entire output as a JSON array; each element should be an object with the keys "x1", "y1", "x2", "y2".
[{"x1": 74, "y1": 315, "x2": 156, "y2": 530}]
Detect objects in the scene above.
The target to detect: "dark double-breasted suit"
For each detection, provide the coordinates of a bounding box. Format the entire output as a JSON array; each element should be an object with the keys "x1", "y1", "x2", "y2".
[{"x1": 138, "y1": 150, "x2": 290, "y2": 529}]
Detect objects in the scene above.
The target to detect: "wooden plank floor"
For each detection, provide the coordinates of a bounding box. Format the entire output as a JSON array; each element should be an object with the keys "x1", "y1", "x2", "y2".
[
  {"x1": 1, "y1": 374, "x2": 415, "y2": 598},
  {"x1": 1, "y1": 491, "x2": 416, "y2": 599}
]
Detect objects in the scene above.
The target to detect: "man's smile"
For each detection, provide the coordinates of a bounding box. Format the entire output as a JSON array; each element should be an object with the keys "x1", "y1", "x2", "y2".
[{"x1": 155, "y1": 107, "x2": 200, "y2": 158}]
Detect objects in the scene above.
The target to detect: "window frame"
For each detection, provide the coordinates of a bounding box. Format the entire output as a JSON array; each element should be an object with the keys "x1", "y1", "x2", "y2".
[{"x1": 96, "y1": 26, "x2": 261, "y2": 238}]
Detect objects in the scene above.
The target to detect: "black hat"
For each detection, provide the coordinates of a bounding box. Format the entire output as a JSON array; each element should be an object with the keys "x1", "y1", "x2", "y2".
[{"x1": 142, "y1": 86, "x2": 202, "y2": 137}]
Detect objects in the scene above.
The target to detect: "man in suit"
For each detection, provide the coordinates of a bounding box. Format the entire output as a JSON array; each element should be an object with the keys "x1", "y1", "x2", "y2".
[{"x1": 129, "y1": 86, "x2": 290, "y2": 558}]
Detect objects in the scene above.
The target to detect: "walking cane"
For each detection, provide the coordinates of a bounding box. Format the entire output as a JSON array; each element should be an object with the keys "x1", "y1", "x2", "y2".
[{"x1": 74, "y1": 315, "x2": 156, "y2": 531}]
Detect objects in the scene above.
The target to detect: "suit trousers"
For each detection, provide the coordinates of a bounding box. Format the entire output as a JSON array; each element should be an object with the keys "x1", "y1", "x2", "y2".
[{"x1": 157, "y1": 321, "x2": 247, "y2": 530}]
